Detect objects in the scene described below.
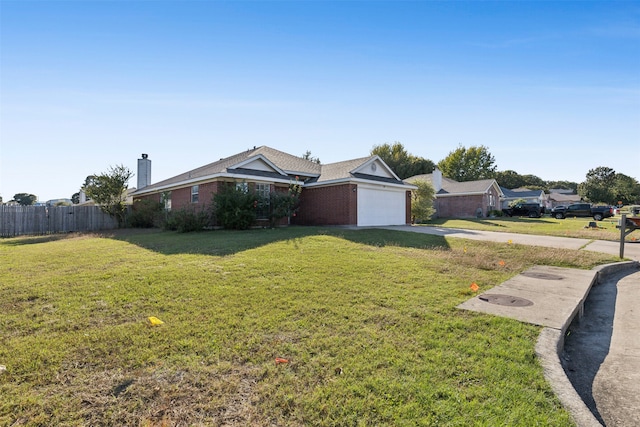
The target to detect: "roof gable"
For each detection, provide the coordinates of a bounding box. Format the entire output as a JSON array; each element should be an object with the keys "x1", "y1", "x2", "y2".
[
  {"x1": 351, "y1": 157, "x2": 399, "y2": 180},
  {"x1": 231, "y1": 154, "x2": 286, "y2": 176}
]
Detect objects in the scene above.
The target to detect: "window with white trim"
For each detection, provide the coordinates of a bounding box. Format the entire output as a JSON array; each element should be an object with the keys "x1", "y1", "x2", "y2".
[
  {"x1": 191, "y1": 185, "x2": 199, "y2": 203},
  {"x1": 255, "y1": 183, "x2": 271, "y2": 219},
  {"x1": 161, "y1": 191, "x2": 172, "y2": 211},
  {"x1": 236, "y1": 182, "x2": 248, "y2": 193}
]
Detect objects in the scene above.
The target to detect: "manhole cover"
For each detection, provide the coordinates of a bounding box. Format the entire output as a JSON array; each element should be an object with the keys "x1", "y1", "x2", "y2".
[
  {"x1": 520, "y1": 271, "x2": 564, "y2": 280},
  {"x1": 478, "y1": 294, "x2": 533, "y2": 307}
]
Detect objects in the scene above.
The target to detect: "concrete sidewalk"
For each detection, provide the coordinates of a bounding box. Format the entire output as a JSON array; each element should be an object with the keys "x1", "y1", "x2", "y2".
[{"x1": 380, "y1": 225, "x2": 640, "y2": 426}]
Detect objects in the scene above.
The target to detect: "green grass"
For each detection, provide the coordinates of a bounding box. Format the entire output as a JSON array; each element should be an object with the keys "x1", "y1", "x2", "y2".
[
  {"x1": 423, "y1": 215, "x2": 636, "y2": 242},
  {"x1": 0, "y1": 228, "x2": 619, "y2": 426}
]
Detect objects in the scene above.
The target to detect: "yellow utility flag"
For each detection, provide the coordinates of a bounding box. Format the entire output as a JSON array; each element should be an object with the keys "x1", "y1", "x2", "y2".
[{"x1": 148, "y1": 316, "x2": 164, "y2": 326}]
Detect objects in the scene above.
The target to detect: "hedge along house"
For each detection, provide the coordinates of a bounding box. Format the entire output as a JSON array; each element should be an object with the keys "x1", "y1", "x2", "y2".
[
  {"x1": 132, "y1": 146, "x2": 416, "y2": 227},
  {"x1": 406, "y1": 169, "x2": 503, "y2": 218}
]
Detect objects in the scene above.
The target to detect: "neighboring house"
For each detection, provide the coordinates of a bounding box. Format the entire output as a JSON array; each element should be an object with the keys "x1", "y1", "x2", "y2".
[
  {"x1": 500, "y1": 187, "x2": 547, "y2": 210},
  {"x1": 405, "y1": 169, "x2": 503, "y2": 218},
  {"x1": 77, "y1": 188, "x2": 136, "y2": 206},
  {"x1": 131, "y1": 146, "x2": 416, "y2": 227},
  {"x1": 548, "y1": 191, "x2": 581, "y2": 208}
]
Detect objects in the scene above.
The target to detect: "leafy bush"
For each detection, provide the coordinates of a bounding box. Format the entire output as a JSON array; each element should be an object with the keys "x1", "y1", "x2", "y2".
[
  {"x1": 411, "y1": 180, "x2": 436, "y2": 223},
  {"x1": 508, "y1": 198, "x2": 528, "y2": 207},
  {"x1": 267, "y1": 181, "x2": 302, "y2": 227},
  {"x1": 128, "y1": 199, "x2": 164, "y2": 228},
  {"x1": 163, "y1": 206, "x2": 210, "y2": 233},
  {"x1": 213, "y1": 184, "x2": 258, "y2": 230}
]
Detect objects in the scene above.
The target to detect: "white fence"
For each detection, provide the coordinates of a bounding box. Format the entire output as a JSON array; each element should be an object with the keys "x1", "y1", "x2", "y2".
[{"x1": 0, "y1": 206, "x2": 119, "y2": 237}]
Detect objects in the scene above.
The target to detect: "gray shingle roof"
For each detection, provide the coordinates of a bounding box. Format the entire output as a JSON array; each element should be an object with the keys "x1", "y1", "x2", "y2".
[
  {"x1": 406, "y1": 174, "x2": 500, "y2": 195},
  {"x1": 501, "y1": 187, "x2": 544, "y2": 199},
  {"x1": 134, "y1": 147, "x2": 409, "y2": 194},
  {"x1": 137, "y1": 146, "x2": 322, "y2": 193},
  {"x1": 315, "y1": 157, "x2": 373, "y2": 183}
]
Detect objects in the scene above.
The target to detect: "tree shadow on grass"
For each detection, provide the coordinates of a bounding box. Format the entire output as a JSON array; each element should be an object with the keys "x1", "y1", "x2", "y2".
[
  {"x1": 104, "y1": 226, "x2": 451, "y2": 257},
  {"x1": 0, "y1": 233, "x2": 80, "y2": 246}
]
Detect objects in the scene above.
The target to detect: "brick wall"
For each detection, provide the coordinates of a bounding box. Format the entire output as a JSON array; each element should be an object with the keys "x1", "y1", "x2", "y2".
[
  {"x1": 436, "y1": 195, "x2": 486, "y2": 218},
  {"x1": 294, "y1": 184, "x2": 357, "y2": 226},
  {"x1": 436, "y1": 189, "x2": 500, "y2": 218}
]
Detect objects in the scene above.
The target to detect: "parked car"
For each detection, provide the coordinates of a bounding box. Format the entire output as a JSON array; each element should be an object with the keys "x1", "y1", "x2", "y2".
[
  {"x1": 502, "y1": 203, "x2": 543, "y2": 218},
  {"x1": 551, "y1": 203, "x2": 614, "y2": 221}
]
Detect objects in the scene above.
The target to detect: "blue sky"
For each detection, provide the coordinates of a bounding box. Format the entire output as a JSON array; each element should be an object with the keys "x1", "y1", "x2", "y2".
[{"x1": 1, "y1": 0, "x2": 639, "y2": 202}]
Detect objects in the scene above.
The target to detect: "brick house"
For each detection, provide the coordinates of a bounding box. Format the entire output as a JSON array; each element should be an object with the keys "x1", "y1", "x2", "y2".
[
  {"x1": 132, "y1": 146, "x2": 416, "y2": 227},
  {"x1": 406, "y1": 169, "x2": 503, "y2": 218}
]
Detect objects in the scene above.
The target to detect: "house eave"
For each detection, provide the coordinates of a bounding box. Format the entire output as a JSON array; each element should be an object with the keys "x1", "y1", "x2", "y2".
[
  {"x1": 436, "y1": 191, "x2": 493, "y2": 198},
  {"x1": 132, "y1": 172, "x2": 301, "y2": 197},
  {"x1": 305, "y1": 177, "x2": 417, "y2": 190}
]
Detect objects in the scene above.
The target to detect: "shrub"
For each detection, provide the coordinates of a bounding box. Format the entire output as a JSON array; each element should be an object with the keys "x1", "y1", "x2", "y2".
[
  {"x1": 128, "y1": 199, "x2": 164, "y2": 228},
  {"x1": 267, "y1": 180, "x2": 302, "y2": 227},
  {"x1": 411, "y1": 180, "x2": 436, "y2": 223},
  {"x1": 213, "y1": 184, "x2": 258, "y2": 230},
  {"x1": 163, "y1": 206, "x2": 210, "y2": 233}
]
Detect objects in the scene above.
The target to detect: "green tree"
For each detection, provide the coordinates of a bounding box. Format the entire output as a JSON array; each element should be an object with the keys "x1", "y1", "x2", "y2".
[
  {"x1": 578, "y1": 166, "x2": 616, "y2": 204},
  {"x1": 437, "y1": 145, "x2": 496, "y2": 182},
  {"x1": 302, "y1": 150, "x2": 321, "y2": 164},
  {"x1": 371, "y1": 142, "x2": 435, "y2": 179},
  {"x1": 13, "y1": 193, "x2": 38, "y2": 205},
  {"x1": 520, "y1": 174, "x2": 546, "y2": 190},
  {"x1": 547, "y1": 180, "x2": 578, "y2": 193},
  {"x1": 410, "y1": 179, "x2": 436, "y2": 223},
  {"x1": 613, "y1": 173, "x2": 640, "y2": 205},
  {"x1": 82, "y1": 165, "x2": 133, "y2": 226},
  {"x1": 494, "y1": 170, "x2": 527, "y2": 189}
]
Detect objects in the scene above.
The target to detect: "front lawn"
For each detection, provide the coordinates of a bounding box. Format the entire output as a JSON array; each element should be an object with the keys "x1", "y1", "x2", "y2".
[{"x1": 0, "y1": 228, "x2": 618, "y2": 426}]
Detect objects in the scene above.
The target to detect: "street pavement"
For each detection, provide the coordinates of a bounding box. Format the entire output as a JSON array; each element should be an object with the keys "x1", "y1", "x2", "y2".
[{"x1": 381, "y1": 225, "x2": 640, "y2": 426}]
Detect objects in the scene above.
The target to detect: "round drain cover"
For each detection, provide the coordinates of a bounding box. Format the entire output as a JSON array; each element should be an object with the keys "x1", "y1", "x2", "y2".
[
  {"x1": 478, "y1": 294, "x2": 533, "y2": 307},
  {"x1": 520, "y1": 271, "x2": 563, "y2": 280}
]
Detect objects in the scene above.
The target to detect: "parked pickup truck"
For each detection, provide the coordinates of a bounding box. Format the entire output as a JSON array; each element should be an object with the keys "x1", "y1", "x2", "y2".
[
  {"x1": 550, "y1": 203, "x2": 614, "y2": 221},
  {"x1": 502, "y1": 203, "x2": 543, "y2": 218}
]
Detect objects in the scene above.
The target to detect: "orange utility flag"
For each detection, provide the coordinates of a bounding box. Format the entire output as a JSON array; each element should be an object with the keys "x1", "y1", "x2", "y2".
[
  {"x1": 498, "y1": 260, "x2": 506, "y2": 267},
  {"x1": 275, "y1": 357, "x2": 289, "y2": 364},
  {"x1": 470, "y1": 282, "x2": 479, "y2": 292}
]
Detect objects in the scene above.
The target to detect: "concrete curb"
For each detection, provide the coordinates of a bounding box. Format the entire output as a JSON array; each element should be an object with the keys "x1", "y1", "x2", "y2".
[{"x1": 535, "y1": 261, "x2": 639, "y2": 427}]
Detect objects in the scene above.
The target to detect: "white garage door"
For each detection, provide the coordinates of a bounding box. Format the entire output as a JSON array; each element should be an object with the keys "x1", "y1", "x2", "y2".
[{"x1": 357, "y1": 185, "x2": 407, "y2": 226}]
